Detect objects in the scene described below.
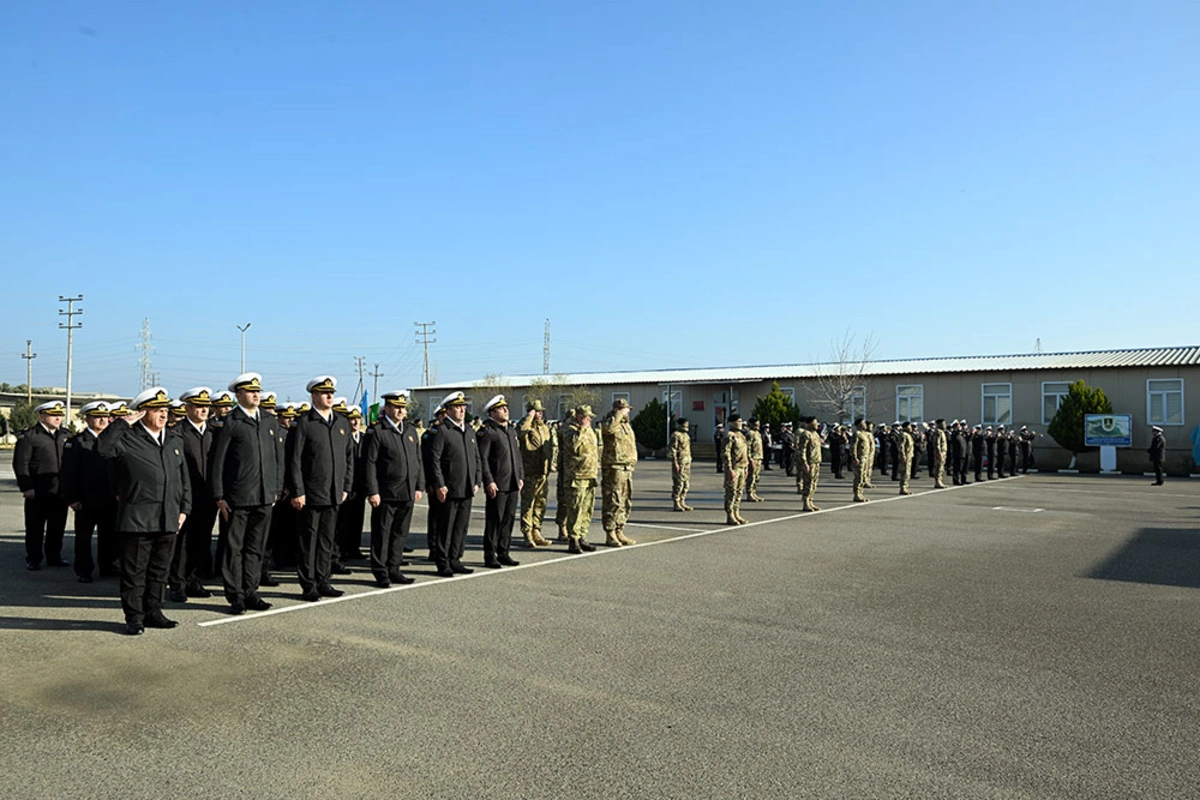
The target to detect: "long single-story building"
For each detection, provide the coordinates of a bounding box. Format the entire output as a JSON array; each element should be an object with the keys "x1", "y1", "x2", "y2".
[{"x1": 417, "y1": 346, "x2": 1200, "y2": 474}]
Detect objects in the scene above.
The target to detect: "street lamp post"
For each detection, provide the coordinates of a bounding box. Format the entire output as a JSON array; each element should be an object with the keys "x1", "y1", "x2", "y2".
[{"x1": 237, "y1": 323, "x2": 252, "y2": 372}]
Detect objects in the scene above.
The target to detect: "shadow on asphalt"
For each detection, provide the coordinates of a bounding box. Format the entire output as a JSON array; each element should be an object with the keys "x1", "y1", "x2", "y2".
[{"x1": 1085, "y1": 527, "x2": 1200, "y2": 589}]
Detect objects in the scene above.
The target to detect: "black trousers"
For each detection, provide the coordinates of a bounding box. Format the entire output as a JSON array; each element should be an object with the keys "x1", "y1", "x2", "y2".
[
  {"x1": 430, "y1": 495, "x2": 473, "y2": 569},
  {"x1": 370, "y1": 500, "x2": 414, "y2": 578},
  {"x1": 267, "y1": 500, "x2": 298, "y2": 570},
  {"x1": 296, "y1": 504, "x2": 338, "y2": 593},
  {"x1": 25, "y1": 494, "x2": 69, "y2": 565},
  {"x1": 1152, "y1": 460, "x2": 1165, "y2": 484},
  {"x1": 483, "y1": 490, "x2": 519, "y2": 561},
  {"x1": 972, "y1": 452, "x2": 984, "y2": 481},
  {"x1": 170, "y1": 504, "x2": 215, "y2": 590},
  {"x1": 222, "y1": 504, "x2": 271, "y2": 602},
  {"x1": 336, "y1": 494, "x2": 366, "y2": 558},
  {"x1": 120, "y1": 531, "x2": 174, "y2": 623},
  {"x1": 73, "y1": 505, "x2": 118, "y2": 579}
]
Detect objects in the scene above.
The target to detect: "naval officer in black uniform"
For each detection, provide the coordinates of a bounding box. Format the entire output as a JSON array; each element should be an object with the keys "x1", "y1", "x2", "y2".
[
  {"x1": 61, "y1": 401, "x2": 119, "y2": 582},
  {"x1": 364, "y1": 390, "x2": 423, "y2": 587},
  {"x1": 477, "y1": 394, "x2": 523, "y2": 569},
  {"x1": 424, "y1": 391, "x2": 482, "y2": 577},
  {"x1": 13, "y1": 400, "x2": 71, "y2": 570}
]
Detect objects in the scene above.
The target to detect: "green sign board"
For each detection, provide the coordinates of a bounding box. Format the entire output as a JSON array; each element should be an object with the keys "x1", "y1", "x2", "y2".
[{"x1": 1084, "y1": 414, "x2": 1133, "y2": 447}]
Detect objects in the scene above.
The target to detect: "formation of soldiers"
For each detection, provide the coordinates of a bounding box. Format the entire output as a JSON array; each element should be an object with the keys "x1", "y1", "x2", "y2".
[{"x1": 14, "y1": 380, "x2": 1044, "y2": 634}]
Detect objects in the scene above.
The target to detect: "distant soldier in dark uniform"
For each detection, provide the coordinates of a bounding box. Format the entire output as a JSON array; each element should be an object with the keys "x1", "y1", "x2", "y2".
[
  {"x1": 424, "y1": 391, "x2": 483, "y2": 576},
  {"x1": 210, "y1": 373, "x2": 284, "y2": 614},
  {"x1": 477, "y1": 395, "x2": 524, "y2": 569},
  {"x1": 334, "y1": 407, "x2": 369, "y2": 568},
  {"x1": 713, "y1": 423, "x2": 726, "y2": 473},
  {"x1": 910, "y1": 424, "x2": 925, "y2": 479},
  {"x1": 780, "y1": 422, "x2": 796, "y2": 477},
  {"x1": 1148, "y1": 426, "x2": 1166, "y2": 485},
  {"x1": 828, "y1": 424, "x2": 845, "y2": 479},
  {"x1": 61, "y1": 401, "x2": 119, "y2": 582},
  {"x1": 288, "y1": 376, "x2": 355, "y2": 600},
  {"x1": 167, "y1": 387, "x2": 217, "y2": 602},
  {"x1": 889, "y1": 424, "x2": 902, "y2": 481},
  {"x1": 13, "y1": 400, "x2": 71, "y2": 570},
  {"x1": 761, "y1": 423, "x2": 773, "y2": 470},
  {"x1": 970, "y1": 425, "x2": 985, "y2": 482},
  {"x1": 985, "y1": 426, "x2": 997, "y2": 479},
  {"x1": 948, "y1": 421, "x2": 966, "y2": 485},
  {"x1": 1019, "y1": 426, "x2": 1037, "y2": 474},
  {"x1": 97, "y1": 388, "x2": 191, "y2": 635},
  {"x1": 364, "y1": 391, "x2": 423, "y2": 587},
  {"x1": 994, "y1": 425, "x2": 1009, "y2": 478}
]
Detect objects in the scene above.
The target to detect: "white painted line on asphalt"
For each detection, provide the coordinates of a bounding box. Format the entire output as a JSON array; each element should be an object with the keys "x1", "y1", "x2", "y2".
[
  {"x1": 626, "y1": 521, "x2": 698, "y2": 532},
  {"x1": 198, "y1": 474, "x2": 1023, "y2": 628},
  {"x1": 991, "y1": 506, "x2": 1044, "y2": 513}
]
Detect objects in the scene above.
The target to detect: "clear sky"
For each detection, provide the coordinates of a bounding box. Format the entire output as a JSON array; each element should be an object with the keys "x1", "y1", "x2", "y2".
[{"x1": 3, "y1": 1, "x2": 1198, "y2": 401}]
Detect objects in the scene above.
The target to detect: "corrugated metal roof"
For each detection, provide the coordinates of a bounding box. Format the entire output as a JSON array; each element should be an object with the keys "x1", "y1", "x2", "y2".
[{"x1": 423, "y1": 346, "x2": 1200, "y2": 391}]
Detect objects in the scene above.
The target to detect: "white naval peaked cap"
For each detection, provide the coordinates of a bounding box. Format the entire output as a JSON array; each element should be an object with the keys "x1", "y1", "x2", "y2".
[
  {"x1": 180, "y1": 386, "x2": 214, "y2": 405},
  {"x1": 34, "y1": 400, "x2": 66, "y2": 415},
  {"x1": 381, "y1": 390, "x2": 409, "y2": 407},
  {"x1": 131, "y1": 387, "x2": 172, "y2": 410},
  {"x1": 212, "y1": 390, "x2": 236, "y2": 407},
  {"x1": 306, "y1": 375, "x2": 337, "y2": 393},
  {"x1": 229, "y1": 372, "x2": 263, "y2": 392},
  {"x1": 79, "y1": 401, "x2": 109, "y2": 417},
  {"x1": 483, "y1": 394, "x2": 508, "y2": 413},
  {"x1": 440, "y1": 391, "x2": 469, "y2": 407}
]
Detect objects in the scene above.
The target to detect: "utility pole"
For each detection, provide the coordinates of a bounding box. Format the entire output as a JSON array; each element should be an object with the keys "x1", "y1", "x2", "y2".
[
  {"x1": 236, "y1": 322, "x2": 252, "y2": 372},
  {"x1": 414, "y1": 321, "x2": 436, "y2": 387},
  {"x1": 138, "y1": 318, "x2": 155, "y2": 391},
  {"x1": 58, "y1": 295, "x2": 83, "y2": 422},
  {"x1": 543, "y1": 318, "x2": 551, "y2": 375},
  {"x1": 353, "y1": 355, "x2": 366, "y2": 405},
  {"x1": 369, "y1": 363, "x2": 384, "y2": 402},
  {"x1": 21, "y1": 340, "x2": 36, "y2": 405}
]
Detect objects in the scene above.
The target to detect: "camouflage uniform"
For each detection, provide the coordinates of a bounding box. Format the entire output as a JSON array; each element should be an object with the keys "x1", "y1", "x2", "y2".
[
  {"x1": 600, "y1": 402, "x2": 637, "y2": 546},
  {"x1": 897, "y1": 426, "x2": 914, "y2": 495},
  {"x1": 562, "y1": 416, "x2": 598, "y2": 545},
  {"x1": 518, "y1": 406, "x2": 554, "y2": 545},
  {"x1": 852, "y1": 422, "x2": 872, "y2": 502},
  {"x1": 929, "y1": 422, "x2": 949, "y2": 488},
  {"x1": 669, "y1": 422, "x2": 693, "y2": 511},
  {"x1": 723, "y1": 420, "x2": 750, "y2": 524},
  {"x1": 553, "y1": 417, "x2": 569, "y2": 539},
  {"x1": 745, "y1": 424, "x2": 764, "y2": 501},
  {"x1": 798, "y1": 420, "x2": 823, "y2": 511}
]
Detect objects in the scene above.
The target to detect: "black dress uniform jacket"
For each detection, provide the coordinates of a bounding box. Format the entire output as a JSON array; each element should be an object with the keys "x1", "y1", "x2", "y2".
[
  {"x1": 210, "y1": 407, "x2": 284, "y2": 507},
  {"x1": 13, "y1": 424, "x2": 69, "y2": 496},
  {"x1": 178, "y1": 421, "x2": 215, "y2": 507},
  {"x1": 61, "y1": 430, "x2": 116, "y2": 510},
  {"x1": 98, "y1": 422, "x2": 192, "y2": 533},
  {"x1": 426, "y1": 419, "x2": 482, "y2": 498},
  {"x1": 363, "y1": 420, "x2": 424, "y2": 502},
  {"x1": 477, "y1": 418, "x2": 524, "y2": 492},
  {"x1": 286, "y1": 409, "x2": 354, "y2": 506}
]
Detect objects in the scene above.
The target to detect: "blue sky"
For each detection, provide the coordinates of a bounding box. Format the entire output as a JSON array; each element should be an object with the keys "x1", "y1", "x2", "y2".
[{"x1": 3, "y1": 1, "x2": 1198, "y2": 400}]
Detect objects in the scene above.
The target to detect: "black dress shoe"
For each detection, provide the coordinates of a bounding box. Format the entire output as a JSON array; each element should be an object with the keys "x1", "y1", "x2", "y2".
[
  {"x1": 450, "y1": 564, "x2": 474, "y2": 575},
  {"x1": 144, "y1": 613, "x2": 178, "y2": 629},
  {"x1": 244, "y1": 595, "x2": 272, "y2": 611},
  {"x1": 259, "y1": 574, "x2": 280, "y2": 587},
  {"x1": 77, "y1": 575, "x2": 93, "y2": 584},
  {"x1": 435, "y1": 567, "x2": 456, "y2": 578},
  {"x1": 388, "y1": 572, "x2": 415, "y2": 585},
  {"x1": 483, "y1": 560, "x2": 503, "y2": 569},
  {"x1": 46, "y1": 559, "x2": 70, "y2": 568},
  {"x1": 375, "y1": 576, "x2": 392, "y2": 588},
  {"x1": 25, "y1": 562, "x2": 40, "y2": 571},
  {"x1": 125, "y1": 621, "x2": 145, "y2": 636},
  {"x1": 330, "y1": 563, "x2": 352, "y2": 575},
  {"x1": 317, "y1": 584, "x2": 344, "y2": 598},
  {"x1": 301, "y1": 591, "x2": 322, "y2": 602},
  {"x1": 398, "y1": 559, "x2": 412, "y2": 567},
  {"x1": 168, "y1": 588, "x2": 188, "y2": 603},
  {"x1": 498, "y1": 555, "x2": 520, "y2": 567},
  {"x1": 228, "y1": 601, "x2": 246, "y2": 615},
  {"x1": 185, "y1": 583, "x2": 212, "y2": 598}
]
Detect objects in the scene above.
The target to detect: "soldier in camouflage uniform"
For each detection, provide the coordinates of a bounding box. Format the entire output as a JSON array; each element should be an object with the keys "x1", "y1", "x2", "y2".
[
  {"x1": 669, "y1": 418, "x2": 693, "y2": 511},
  {"x1": 562, "y1": 406, "x2": 599, "y2": 553},
  {"x1": 897, "y1": 421, "x2": 914, "y2": 495},
  {"x1": 929, "y1": 419, "x2": 949, "y2": 488},
  {"x1": 863, "y1": 422, "x2": 878, "y2": 489},
  {"x1": 518, "y1": 399, "x2": 554, "y2": 547},
  {"x1": 723, "y1": 414, "x2": 750, "y2": 525},
  {"x1": 851, "y1": 418, "x2": 872, "y2": 502},
  {"x1": 744, "y1": 418, "x2": 764, "y2": 502},
  {"x1": 797, "y1": 416, "x2": 823, "y2": 512},
  {"x1": 600, "y1": 398, "x2": 637, "y2": 547}
]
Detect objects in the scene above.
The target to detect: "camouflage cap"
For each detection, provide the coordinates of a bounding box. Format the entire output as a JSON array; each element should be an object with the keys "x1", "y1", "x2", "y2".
[{"x1": 575, "y1": 404, "x2": 595, "y2": 418}]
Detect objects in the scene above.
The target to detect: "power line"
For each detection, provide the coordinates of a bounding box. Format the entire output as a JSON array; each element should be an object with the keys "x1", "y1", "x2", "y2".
[
  {"x1": 353, "y1": 355, "x2": 366, "y2": 405},
  {"x1": 138, "y1": 318, "x2": 155, "y2": 391},
  {"x1": 543, "y1": 318, "x2": 551, "y2": 375},
  {"x1": 58, "y1": 295, "x2": 83, "y2": 421}
]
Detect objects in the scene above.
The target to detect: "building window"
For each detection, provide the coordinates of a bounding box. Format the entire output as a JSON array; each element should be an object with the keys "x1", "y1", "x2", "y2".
[
  {"x1": 1147, "y1": 379, "x2": 1184, "y2": 425},
  {"x1": 1042, "y1": 382, "x2": 1072, "y2": 425},
  {"x1": 849, "y1": 386, "x2": 866, "y2": 423},
  {"x1": 781, "y1": 386, "x2": 795, "y2": 403},
  {"x1": 982, "y1": 383, "x2": 1012, "y2": 425},
  {"x1": 661, "y1": 389, "x2": 682, "y2": 418},
  {"x1": 896, "y1": 385, "x2": 923, "y2": 423}
]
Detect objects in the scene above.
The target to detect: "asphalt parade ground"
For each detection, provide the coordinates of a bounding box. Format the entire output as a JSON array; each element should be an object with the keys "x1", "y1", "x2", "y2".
[{"x1": 1, "y1": 460, "x2": 1198, "y2": 799}]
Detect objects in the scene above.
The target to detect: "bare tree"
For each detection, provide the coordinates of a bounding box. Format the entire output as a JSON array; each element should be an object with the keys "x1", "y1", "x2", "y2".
[{"x1": 810, "y1": 330, "x2": 878, "y2": 424}]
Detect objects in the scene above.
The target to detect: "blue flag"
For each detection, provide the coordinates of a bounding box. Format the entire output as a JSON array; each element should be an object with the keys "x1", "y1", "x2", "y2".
[
  {"x1": 1190, "y1": 424, "x2": 1200, "y2": 465},
  {"x1": 360, "y1": 391, "x2": 369, "y2": 422}
]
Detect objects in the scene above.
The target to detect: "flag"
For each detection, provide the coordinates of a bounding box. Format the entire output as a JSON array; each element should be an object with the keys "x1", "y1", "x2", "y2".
[{"x1": 360, "y1": 391, "x2": 370, "y2": 423}]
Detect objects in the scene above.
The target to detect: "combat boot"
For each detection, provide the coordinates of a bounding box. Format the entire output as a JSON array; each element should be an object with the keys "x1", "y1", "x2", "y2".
[
  {"x1": 604, "y1": 531, "x2": 623, "y2": 547},
  {"x1": 557, "y1": 526, "x2": 569, "y2": 542},
  {"x1": 568, "y1": 538, "x2": 583, "y2": 554},
  {"x1": 616, "y1": 530, "x2": 636, "y2": 546},
  {"x1": 726, "y1": 515, "x2": 740, "y2": 526},
  {"x1": 578, "y1": 539, "x2": 597, "y2": 552},
  {"x1": 523, "y1": 534, "x2": 538, "y2": 548},
  {"x1": 682, "y1": 502, "x2": 694, "y2": 511},
  {"x1": 672, "y1": 501, "x2": 685, "y2": 511},
  {"x1": 531, "y1": 532, "x2": 551, "y2": 547},
  {"x1": 736, "y1": 514, "x2": 750, "y2": 524}
]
